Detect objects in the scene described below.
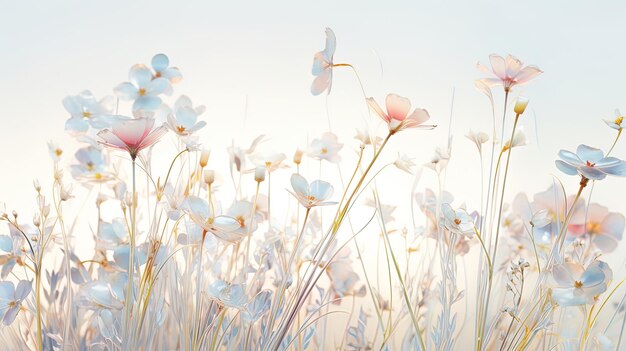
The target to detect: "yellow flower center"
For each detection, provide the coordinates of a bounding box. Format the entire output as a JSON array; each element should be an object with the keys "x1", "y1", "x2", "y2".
[
  {"x1": 321, "y1": 148, "x2": 328, "y2": 154},
  {"x1": 587, "y1": 221, "x2": 602, "y2": 234},
  {"x1": 86, "y1": 162, "x2": 95, "y2": 171},
  {"x1": 236, "y1": 216, "x2": 245, "y2": 227},
  {"x1": 155, "y1": 72, "x2": 162, "y2": 78},
  {"x1": 55, "y1": 149, "x2": 63, "y2": 157},
  {"x1": 177, "y1": 125, "x2": 186, "y2": 133},
  {"x1": 454, "y1": 218, "x2": 461, "y2": 225},
  {"x1": 616, "y1": 116, "x2": 624, "y2": 125},
  {"x1": 82, "y1": 111, "x2": 92, "y2": 118},
  {"x1": 94, "y1": 173, "x2": 102, "y2": 180},
  {"x1": 574, "y1": 280, "x2": 583, "y2": 289},
  {"x1": 138, "y1": 88, "x2": 147, "y2": 96}
]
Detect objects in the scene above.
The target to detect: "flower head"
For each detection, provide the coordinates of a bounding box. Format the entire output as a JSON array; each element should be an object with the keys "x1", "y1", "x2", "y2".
[
  {"x1": 366, "y1": 93, "x2": 434, "y2": 134},
  {"x1": 184, "y1": 196, "x2": 243, "y2": 243},
  {"x1": 307, "y1": 132, "x2": 343, "y2": 163},
  {"x1": 311, "y1": 27, "x2": 336, "y2": 95},
  {"x1": 165, "y1": 95, "x2": 206, "y2": 136},
  {"x1": 551, "y1": 260, "x2": 612, "y2": 306},
  {"x1": 114, "y1": 64, "x2": 172, "y2": 117},
  {"x1": 63, "y1": 90, "x2": 114, "y2": 136},
  {"x1": 466, "y1": 130, "x2": 489, "y2": 151},
  {"x1": 97, "y1": 117, "x2": 167, "y2": 160},
  {"x1": 604, "y1": 109, "x2": 624, "y2": 131},
  {"x1": 151, "y1": 53, "x2": 182, "y2": 83},
  {"x1": 288, "y1": 174, "x2": 336, "y2": 209},
  {"x1": 568, "y1": 203, "x2": 624, "y2": 253},
  {"x1": 441, "y1": 203, "x2": 475, "y2": 237},
  {"x1": 394, "y1": 153, "x2": 416, "y2": 174},
  {"x1": 0, "y1": 280, "x2": 31, "y2": 325},
  {"x1": 477, "y1": 54, "x2": 543, "y2": 92},
  {"x1": 556, "y1": 144, "x2": 626, "y2": 180},
  {"x1": 71, "y1": 146, "x2": 114, "y2": 182}
]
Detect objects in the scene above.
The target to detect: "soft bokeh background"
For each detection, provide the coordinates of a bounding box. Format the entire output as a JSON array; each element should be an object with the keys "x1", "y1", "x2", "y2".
[{"x1": 1, "y1": 0, "x2": 626, "y2": 347}]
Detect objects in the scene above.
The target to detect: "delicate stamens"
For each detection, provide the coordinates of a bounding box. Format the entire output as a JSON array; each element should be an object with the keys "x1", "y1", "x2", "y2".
[{"x1": 574, "y1": 280, "x2": 583, "y2": 289}]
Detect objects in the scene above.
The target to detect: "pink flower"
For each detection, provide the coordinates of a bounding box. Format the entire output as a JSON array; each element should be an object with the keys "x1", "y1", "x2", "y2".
[
  {"x1": 97, "y1": 117, "x2": 167, "y2": 160},
  {"x1": 568, "y1": 203, "x2": 625, "y2": 253},
  {"x1": 477, "y1": 54, "x2": 542, "y2": 92},
  {"x1": 366, "y1": 93, "x2": 434, "y2": 134}
]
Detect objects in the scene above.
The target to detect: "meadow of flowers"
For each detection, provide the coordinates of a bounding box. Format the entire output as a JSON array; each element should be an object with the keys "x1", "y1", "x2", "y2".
[{"x1": 1, "y1": 27, "x2": 626, "y2": 351}]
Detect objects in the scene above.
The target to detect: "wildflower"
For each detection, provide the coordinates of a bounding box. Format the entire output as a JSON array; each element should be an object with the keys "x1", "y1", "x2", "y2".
[
  {"x1": 465, "y1": 130, "x2": 489, "y2": 151},
  {"x1": 604, "y1": 109, "x2": 624, "y2": 131},
  {"x1": 114, "y1": 64, "x2": 172, "y2": 116},
  {"x1": 326, "y1": 247, "x2": 360, "y2": 297},
  {"x1": 97, "y1": 117, "x2": 167, "y2": 160},
  {"x1": 568, "y1": 203, "x2": 624, "y2": 253},
  {"x1": 0, "y1": 280, "x2": 31, "y2": 325},
  {"x1": 184, "y1": 196, "x2": 242, "y2": 243},
  {"x1": 254, "y1": 152, "x2": 286, "y2": 173},
  {"x1": 354, "y1": 128, "x2": 382, "y2": 147},
  {"x1": 254, "y1": 166, "x2": 266, "y2": 182},
  {"x1": 503, "y1": 128, "x2": 527, "y2": 151},
  {"x1": 311, "y1": 27, "x2": 336, "y2": 95},
  {"x1": 288, "y1": 174, "x2": 336, "y2": 209},
  {"x1": 207, "y1": 280, "x2": 247, "y2": 309},
  {"x1": 98, "y1": 218, "x2": 128, "y2": 250},
  {"x1": 226, "y1": 201, "x2": 261, "y2": 238},
  {"x1": 514, "y1": 96, "x2": 529, "y2": 115},
  {"x1": 307, "y1": 132, "x2": 343, "y2": 163},
  {"x1": 477, "y1": 54, "x2": 543, "y2": 92},
  {"x1": 555, "y1": 144, "x2": 626, "y2": 180},
  {"x1": 71, "y1": 146, "x2": 113, "y2": 182},
  {"x1": 551, "y1": 260, "x2": 612, "y2": 306},
  {"x1": 367, "y1": 93, "x2": 434, "y2": 134},
  {"x1": 441, "y1": 203, "x2": 475, "y2": 237},
  {"x1": 63, "y1": 90, "x2": 114, "y2": 136},
  {"x1": 47, "y1": 141, "x2": 63, "y2": 162},
  {"x1": 165, "y1": 95, "x2": 206, "y2": 136},
  {"x1": 151, "y1": 53, "x2": 182, "y2": 83},
  {"x1": 199, "y1": 149, "x2": 210, "y2": 168},
  {"x1": 293, "y1": 149, "x2": 304, "y2": 165},
  {"x1": 394, "y1": 153, "x2": 416, "y2": 174}
]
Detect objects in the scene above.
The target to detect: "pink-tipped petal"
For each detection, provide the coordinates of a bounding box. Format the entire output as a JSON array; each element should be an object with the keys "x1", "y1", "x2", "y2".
[{"x1": 385, "y1": 93, "x2": 411, "y2": 121}]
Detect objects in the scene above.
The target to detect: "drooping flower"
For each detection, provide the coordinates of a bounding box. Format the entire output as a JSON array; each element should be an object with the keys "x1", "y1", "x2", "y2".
[
  {"x1": 0, "y1": 280, "x2": 31, "y2": 325},
  {"x1": 307, "y1": 132, "x2": 343, "y2": 163},
  {"x1": 114, "y1": 64, "x2": 172, "y2": 117},
  {"x1": 604, "y1": 109, "x2": 624, "y2": 131},
  {"x1": 555, "y1": 144, "x2": 626, "y2": 180},
  {"x1": 503, "y1": 128, "x2": 527, "y2": 151},
  {"x1": 394, "y1": 153, "x2": 416, "y2": 174},
  {"x1": 441, "y1": 203, "x2": 475, "y2": 237},
  {"x1": 465, "y1": 130, "x2": 489, "y2": 152},
  {"x1": 151, "y1": 53, "x2": 182, "y2": 83},
  {"x1": 476, "y1": 54, "x2": 543, "y2": 92},
  {"x1": 165, "y1": 95, "x2": 206, "y2": 136},
  {"x1": 288, "y1": 174, "x2": 336, "y2": 209},
  {"x1": 63, "y1": 90, "x2": 114, "y2": 136},
  {"x1": 568, "y1": 203, "x2": 624, "y2": 253},
  {"x1": 354, "y1": 128, "x2": 382, "y2": 147},
  {"x1": 551, "y1": 260, "x2": 612, "y2": 306},
  {"x1": 97, "y1": 117, "x2": 167, "y2": 160},
  {"x1": 71, "y1": 146, "x2": 114, "y2": 182},
  {"x1": 311, "y1": 27, "x2": 336, "y2": 96},
  {"x1": 366, "y1": 93, "x2": 434, "y2": 134}
]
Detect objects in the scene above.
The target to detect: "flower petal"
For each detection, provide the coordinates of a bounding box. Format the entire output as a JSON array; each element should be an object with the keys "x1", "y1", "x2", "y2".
[{"x1": 385, "y1": 93, "x2": 411, "y2": 121}]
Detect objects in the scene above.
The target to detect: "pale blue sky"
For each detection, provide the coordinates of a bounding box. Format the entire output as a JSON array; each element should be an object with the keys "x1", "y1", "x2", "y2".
[{"x1": 1, "y1": 0, "x2": 625, "y2": 214}]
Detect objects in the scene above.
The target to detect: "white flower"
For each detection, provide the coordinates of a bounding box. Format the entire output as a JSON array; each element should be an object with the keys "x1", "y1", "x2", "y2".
[
  {"x1": 253, "y1": 152, "x2": 286, "y2": 173},
  {"x1": 465, "y1": 129, "x2": 489, "y2": 151},
  {"x1": 207, "y1": 280, "x2": 247, "y2": 309},
  {"x1": 311, "y1": 27, "x2": 336, "y2": 96},
  {"x1": 503, "y1": 128, "x2": 527, "y2": 151},
  {"x1": 308, "y1": 132, "x2": 343, "y2": 163},
  {"x1": 184, "y1": 196, "x2": 243, "y2": 243},
  {"x1": 71, "y1": 146, "x2": 114, "y2": 182},
  {"x1": 151, "y1": 53, "x2": 182, "y2": 83},
  {"x1": 354, "y1": 128, "x2": 382, "y2": 147},
  {"x1": 0, "y1": 280, "x2": 31, "y2": 325},
  {"x1": 63, "y1": 90, "x2": 114, "y2": 136},
  {"x1": 394, "y1": 153, "x2": 416, "y2": 174},
  {"x1": 288, "y1": 174, "x2": 336, "y2": 209},
  {"x1": 556, "y1": 144, "x2": 626, "y2": 180},
  {"x1": 97, "y1": 218, "x2": 128, "y2": 250},
  {"x1": 226, "y1": 201, "x2": 262, "y2": 238},
  {"x1": 441, "y1": 203, "x2": 475, "y2": 237},
  {"x1": 114, "y1": 64, "x2": 172, "y2": 117},
  {"x1": 603, "y1": 109, "x2": 624, "y2": 131},
  {"x1": 551, "y1": 260, "x2": 612, "y2": 306},
  {"x1": 165, "y1": 95, "x2": 206, "y2": 136}
]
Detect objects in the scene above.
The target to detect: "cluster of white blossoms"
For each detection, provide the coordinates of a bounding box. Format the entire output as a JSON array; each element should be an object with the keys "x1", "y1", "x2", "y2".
[{"x1": 1, "y1": 28, "x2": 626, "y2": 351}]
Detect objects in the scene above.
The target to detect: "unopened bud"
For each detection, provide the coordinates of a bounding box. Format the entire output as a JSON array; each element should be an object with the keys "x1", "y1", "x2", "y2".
[
  {"x1": 254, "y1": 166, "x2": 266, "y2": 182},
  {"x1": 12, "y1": 210, "x2": 18, "y2": 219},
  {"x1": 33, "y1": 179, "x2": 41, "y2": 193},
  {"x1": 514, "y1": 96, "x2": 529, "y2": 115},
  {"x1": 199, "y1": 149, "x2": 210, "y2": 168},
  {"x1": 203, "y1": 169, "x2": 215, "y2": 185},
  {"x1": 293, "y1": 149, "x2": 304, "y2": 165},
  {"x1": 33, "y1": 214, "x2": 41, "y2": 227}
]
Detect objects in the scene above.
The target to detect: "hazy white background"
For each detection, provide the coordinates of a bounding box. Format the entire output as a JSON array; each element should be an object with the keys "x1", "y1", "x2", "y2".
[{"x1": 1, "y1": 1, "x2": 626, "y2": 345}]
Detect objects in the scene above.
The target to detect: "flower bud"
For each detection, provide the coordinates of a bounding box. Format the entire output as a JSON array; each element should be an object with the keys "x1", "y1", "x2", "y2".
[
  {"x1": 254, "y1": 166, "x2": 266, "y2": 182},
  {"x1": 199, "y1": 149, "x2": 210, "y2": 168},
  {"x1": 203, "y1": 169, "x2": 215, "y2": 185},
  {"x1": 33, "y1": 179, "x2": 41, "y2": 193},
  {"x1": 514, "y1": 96, "x2": 529, "y2": 115},
  {"x1": 293, "y1": 149, "x2": 304, "y2": 165}
]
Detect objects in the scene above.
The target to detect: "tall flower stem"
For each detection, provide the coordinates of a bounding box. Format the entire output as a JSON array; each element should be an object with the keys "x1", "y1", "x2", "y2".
[
  {"x1": 35, "y1": 265, "x2": 43, "y2": 351},
  {"x1": 123, "y1": 159, "x2": 137, "y2": 348}
]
